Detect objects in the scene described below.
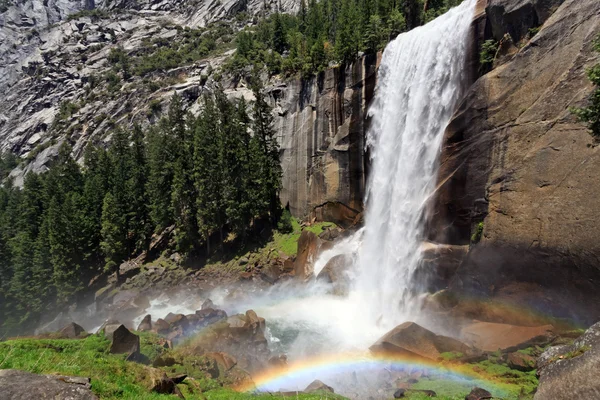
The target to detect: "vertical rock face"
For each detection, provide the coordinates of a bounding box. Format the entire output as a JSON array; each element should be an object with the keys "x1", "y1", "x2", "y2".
[
  {"x1": 273, "y1": 54, "x2": 379, "y2": 219},
  {"x1": 431, "y1": 0, "x2": 600, "y2": 324}
]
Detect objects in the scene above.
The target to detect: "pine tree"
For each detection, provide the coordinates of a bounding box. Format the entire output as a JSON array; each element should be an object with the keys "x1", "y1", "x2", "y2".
[
  {"x1": 128, "y1": 125, "x2": 151, "y2": 252},
  {"x1": 251, "y1": 84, "x2": 282, "y2": 223},
  {"x1": 100, "y1": 192, "x2": 126, "y2": 281},
  {"x1": 147, "y1": 123, "x2": 175, "y2": 231}
]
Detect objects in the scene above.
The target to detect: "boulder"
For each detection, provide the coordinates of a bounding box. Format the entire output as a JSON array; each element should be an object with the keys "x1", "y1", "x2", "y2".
[
  {"x1": 109, "y1": 325, "x2": 140, "y2": 357},
  {"x1": 465, "y1": 387, "x2": 492, "y2": 400},
  {"x1": 460, "y1": 322, "x2": 554, "y2": 351},
  {"x1": 316, "y1": 253, "x2": 352, "y2": 295},
  {"x1": 149, "y1": 370, "x2": 184, "y2": 398},
  {"x1": 304, "y1": 379, "x2": 335, "y2": 393},
  {"x1": 394, "y1": 388, "x2": 406, "y2": 398},
  {"x1": 294, "y1": 230, "x2": 322, "y2": 280},
  {"x1": 137, "y1": 314, "x2": 152, "y2": 332},
  {"x1": 507, "y1": 351, "x2": 536, "y2": 371},
  {"x1": 201, "y1": 299, "x2": 215, "y2": 309},
  {"x1": 153, "y1": 318, "x2": 170, "y2": 334},
  {"x1": 100, "y1": 320, "x2": 123, "y2": 341},
  {"x1": 205, "y1": 352, "x2": 237, "y2": 371},
  {"x1": 416, "y1": 242, "x2": 468, "y2": 292},
  {"x1": 0, "y1": 369, "x2": 97, "y2": 399},
  {"x1": 534, "y1": 321, "x2": 600, "y2": 400},
  {"x1": 195, "y1": 308, "x2": 228, "y2": 327},
  {"x1": 370, "y1": 322, "x2": 471, "y2": 361},
  {"x1": 59, "y1": 322, "x2": 87, "y2": 338}
]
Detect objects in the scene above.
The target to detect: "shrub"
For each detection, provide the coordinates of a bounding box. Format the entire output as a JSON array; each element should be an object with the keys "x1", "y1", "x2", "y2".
[
  {"x1": 571, "y1": 35, "x2": 600, "y2": 138},
  {"x1": 471, "y1": 221, "x2": 484, "y2": 243},
  {"x1": 479, "y1": 39, "x2": 498, "y2": 71},
  {"x1": 277, "y1": 209, "x2": 294, "y2": 234}
]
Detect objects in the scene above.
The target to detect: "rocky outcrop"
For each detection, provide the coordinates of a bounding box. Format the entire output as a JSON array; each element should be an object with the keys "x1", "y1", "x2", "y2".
[
  {"x1": 273, "y1": 54, "x2": 379, "y2": 219},
  {"x1": 370, "y1": 321, "x2": 471, "y2": 361},
  {"x1": 431, "y1": 0, "x2": 600, "y2": 324},
  {"x1": 0, "y1": 369, "x2": 97, "y2": 399},
  {"x1": 535, "y1": 321, "x2": 600, "y2": 399},
  {"x1": 460, "y1": 321, "x2": 554, "y2": 351}
]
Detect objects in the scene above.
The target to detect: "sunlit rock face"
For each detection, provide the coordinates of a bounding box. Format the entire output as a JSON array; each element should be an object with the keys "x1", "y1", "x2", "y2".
[{"x1": 431, "y1": 0, "x2": 600, "y2": 325}]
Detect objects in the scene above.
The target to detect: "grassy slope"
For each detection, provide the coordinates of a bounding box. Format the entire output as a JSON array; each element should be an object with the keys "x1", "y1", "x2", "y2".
[{"x1": 0, "y1": 334, "x2": 347, "y2": 400}]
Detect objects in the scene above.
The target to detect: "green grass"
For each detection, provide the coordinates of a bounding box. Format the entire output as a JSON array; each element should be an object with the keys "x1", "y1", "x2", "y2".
[
  {"x1": 439, "y1": 352, "x2": 464, "y2": 361},
  {"x1": 0, "y1": 335, "x2": 346, "y2": 399}
]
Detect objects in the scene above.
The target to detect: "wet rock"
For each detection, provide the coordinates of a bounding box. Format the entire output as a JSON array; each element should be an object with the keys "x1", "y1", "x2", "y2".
[
  {"x1": 59, "y1": 322, "x2": 87, "y2": 338},
  {"x1": 35, "y1": 312, "x2": 73, "y2": 335},
  {"x1": 149, "y1": 370, "x2": 184, "y2": 398},
  {"x1": 0, "y1": 369, "x2": 97, "y2": 400},
  {"x1": 294, "y1": 230, "x2": 322, "y2": 280},
  {"x1": 268, "y1": 354, "x2": 288, "y2": 368},
  {"x1": 201, "y1": 299, "x2": 215, "y2": 309},
  {"x1": 535, "y1": 321, "x2": 600, "y2": 400},
  {"x1": 109, "y1": 325, "x2": 140, "y2": 357},
  {"x1": 466, "y1": 387, "x2": 492, "y2": 400},
  {"x1": 153, "y1": 318, "x2": 170, "y2": 334},
  {"x1": 164, "y1": 313, "x2": 189, "y2": 332},
  {"x1": 137, "y1": 314, "x2": 152, "y2": 332},
  {"x1": 370, "y1": 322, "x2": 471, "y2": 361},
  {"x1": 304, "y1": 379, "x2": 335, "y2": 393},
  {"x1": 100, "y1": 320, "x2": 123, "y2": 341},
  {"x1": 394, "y1": 388, "x2": 407, "y2": 398},
  {"x1": 460, "y1": 322, "x2": 554, "y2": 352},
  {"x1": 316, "y1": 253, "x2": 352, "y2": 296},
  {"x1": 507, "y1": 351, "x2": 536, "y2": 371},
  {"x1": 195, "y1": 308, "x2": 228, "y2": 327}
]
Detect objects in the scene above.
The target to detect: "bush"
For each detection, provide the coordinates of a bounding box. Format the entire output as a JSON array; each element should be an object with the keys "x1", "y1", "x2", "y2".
[
  {"x1": 471, "y1": 221, "x2": 484, "y2": 243},
  {"x1": 571, "y1": 35, "x2": 600, "y2": 138},
  {"x1": 277, "y1": 209, "x2": 294, "y2": 234},
  {"x1": 479, "y1": 39, "x2": 498, "y2": 71}
]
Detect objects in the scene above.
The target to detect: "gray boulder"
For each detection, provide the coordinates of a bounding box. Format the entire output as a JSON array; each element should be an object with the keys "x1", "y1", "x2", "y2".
[
  {"x1": 0, "y1": 369, "x2": 97, "y2": 399},
  {"x1": 534, "y1": 321, "x2": 600, "y2": 399}
]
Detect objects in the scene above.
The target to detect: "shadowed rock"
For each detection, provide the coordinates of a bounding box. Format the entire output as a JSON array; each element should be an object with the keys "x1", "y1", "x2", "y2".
[
  {"x1": 137, "y1": 314, "x2": 152, "y2": 332},
  {"x1": 465, "y1": 387, "x2": 492, "y2": 400},
  {"x1": 316, "y1": 253, "x2": 353, "y2": 296},
  {"x1": 109, "y1": 325, "x2": 140, "y2": 357},
  {"x1": 59, "y1": 322, "x2": 87, "y2": 338}
]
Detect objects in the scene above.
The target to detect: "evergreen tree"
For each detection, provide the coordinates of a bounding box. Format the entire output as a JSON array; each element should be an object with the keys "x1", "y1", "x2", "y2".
[
  {"x1": 100, "y1": 192, "x2": 126, "y2": 281},
  {"x1": 128, "y1": 125, "x2": 151, "y2": 252}
]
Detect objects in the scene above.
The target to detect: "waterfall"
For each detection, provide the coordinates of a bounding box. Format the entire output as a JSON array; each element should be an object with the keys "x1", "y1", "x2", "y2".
[
  {"x1": 350, "y1": 0, "x2": 477, "y2": 330},
  {"x1": 204, "y1": 0, "x2": 478, "y2": 361}
]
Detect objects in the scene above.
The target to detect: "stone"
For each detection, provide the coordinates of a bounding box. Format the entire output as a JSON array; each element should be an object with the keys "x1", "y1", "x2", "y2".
[
  {"x1": 205, "y1": 352, "x2": 237, "y2": 371},
  {"x1": 294, "y1": 230, "x2": 322, "y2": 280},
  {"x1": 460, "y1": 322, "x2": 554, "y2": 352},
  {"x1": 465, "y1": 387, "x2": 493, "y2": 400},
  {"x1": 394, "y1": 388, "x2": 406, "y2": 398},
  {"x1": 195, "y1": 308, "x2": 228, "y2": 327},
  {"x1": 0, "y1": 369, "x2": 97, "y2": 399},
  {"x1": 370, "y1": 322, "x2": 471, "y2": 361},
  {"x1": 109, "y1": 325, "x2": 140, "y2": 357},
  {"x1": 433, "y1": 0, "x2": 600, "y2": 325},
  {"x1": 101, "y1": 320, "x2": 123, "y2": 341},
  {"x1": 304, "y1": 379, "x2": 335, "y2": 393},
  {"x1": 59, "y1": 322, "x2": 87, "y2": 338},
  {"x1": 316, "y1": 253, "x2": 353, "y2": 295},
  {"x1": 534, "y1": 321, "x2": 600, "y2": 400},
  {"x1": 137, "y1": 314, "x2": 152, "y2": 332},
  {"x1": 164, "y1": 313, "x2": 189, "y2": 332},
  {"x1": 507, "y1": 351, "x2": 536, "y2": 371},
  {"x1": 153, "y1": 318, "x2": 170, "y2": 334},
  {"x1": 201, "y1": 298, "x2": 215, "y2": 309},
  {"x1": 149, "y1": 370, "x2": 184, "y2": 398}
]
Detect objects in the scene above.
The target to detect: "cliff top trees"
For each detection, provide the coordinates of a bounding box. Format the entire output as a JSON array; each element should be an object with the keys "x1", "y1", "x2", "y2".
[{"x1": 572, "y1": 35, "x2": 600, "y2": 138}]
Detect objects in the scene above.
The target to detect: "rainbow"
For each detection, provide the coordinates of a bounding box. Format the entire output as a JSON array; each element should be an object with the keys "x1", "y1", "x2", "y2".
[{"x1": 235, "y1": 352, "x2": 512, "y2": 396}]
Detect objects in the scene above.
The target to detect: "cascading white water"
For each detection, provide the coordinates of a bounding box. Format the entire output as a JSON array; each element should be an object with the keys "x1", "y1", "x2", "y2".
[
  {"x1": 98, "y1": 5, "x2": 479, "y2": 392},
  {"x1": 351, "y1": 0, "x2": 477, "y2": 330}
]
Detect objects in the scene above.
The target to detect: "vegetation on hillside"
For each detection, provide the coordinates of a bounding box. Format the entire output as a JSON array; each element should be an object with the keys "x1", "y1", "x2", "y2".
[
  {"x1": 0, "y1": 86, "x2": 282, "y2": 337},
  {"x1": 0, "y1": 334, "x2": 348, "y2": 399},
  {"x1": 226, "y1": 0, "x2": 463, "y2": 77},
  {"x1": 572, "y1": 35, "x2": 600, "y2": 138}
]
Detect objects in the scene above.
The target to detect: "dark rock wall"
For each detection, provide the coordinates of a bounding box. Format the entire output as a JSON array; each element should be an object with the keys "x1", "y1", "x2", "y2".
[{"x1": 431, "y1": 0, "x2": 600, "y2": 324}]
